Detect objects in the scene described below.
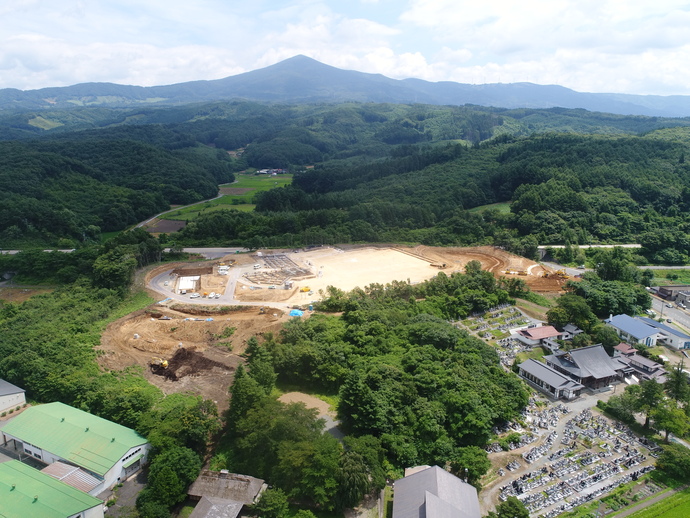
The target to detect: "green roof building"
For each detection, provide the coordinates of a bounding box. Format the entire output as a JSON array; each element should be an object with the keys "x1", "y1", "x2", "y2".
[
  {"x1": 1, "y1": 402, "x2": 150, "y2": 494},
  {"x1": 0, "y1": 460, "x2": 104, "y2": 518}
]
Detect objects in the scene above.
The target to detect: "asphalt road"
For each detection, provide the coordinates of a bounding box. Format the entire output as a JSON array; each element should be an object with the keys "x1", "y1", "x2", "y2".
[{"x1": 650, "y1": 296, "x2": 690, "y2": 333}]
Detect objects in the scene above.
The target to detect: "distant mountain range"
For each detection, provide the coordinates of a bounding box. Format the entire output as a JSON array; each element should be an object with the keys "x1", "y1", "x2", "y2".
[{"x1": 3, "y1": 55, "x2": 690, "y2": 117}]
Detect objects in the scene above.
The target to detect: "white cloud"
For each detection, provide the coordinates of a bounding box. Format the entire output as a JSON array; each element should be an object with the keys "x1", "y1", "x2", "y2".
[{"x1": 2, "y1": 0, "x2": 690, "y2": 94}]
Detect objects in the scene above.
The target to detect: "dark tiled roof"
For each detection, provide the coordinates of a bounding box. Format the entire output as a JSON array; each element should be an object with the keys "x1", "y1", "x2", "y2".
[
  {"x1": 392, "y1": 466, "x2": 480, "y2": 518},
  {"x1": 519, "y1": 359, "x2": 584, "y2": 391}
]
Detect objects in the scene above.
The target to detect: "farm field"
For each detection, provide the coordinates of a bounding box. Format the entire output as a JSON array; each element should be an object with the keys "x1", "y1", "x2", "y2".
[
  {"x1": 625, "y1": 488, "x2": 690, "y2": 518},
  {"x1": 651, "y1": 269, "x2": 690, "y2": 286},
  {"x1": 164, "y1": 173, "x2": 293, "y2": 221}
]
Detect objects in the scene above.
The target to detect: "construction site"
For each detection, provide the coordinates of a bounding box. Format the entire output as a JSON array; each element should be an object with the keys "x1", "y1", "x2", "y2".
[{"x1": 96, "y1": 245, "x2": 569, "y2": 409}]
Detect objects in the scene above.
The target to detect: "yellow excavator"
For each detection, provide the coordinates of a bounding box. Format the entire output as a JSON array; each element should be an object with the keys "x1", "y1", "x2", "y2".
[{"x1": 149, "y1": 357, "x2": 169, "y2": 374}]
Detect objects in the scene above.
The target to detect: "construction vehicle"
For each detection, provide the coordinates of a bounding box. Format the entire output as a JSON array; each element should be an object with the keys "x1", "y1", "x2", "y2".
[
  {"x1": 431, "y1": 263, "x2": 447, "y2": 269},
  {"x1": 517, "y1": 270, "x2": 528, "y2": 276},
  {"x1": 300, "y1": 286, "x2": 310, "y2": 292},
  {"x1": 149, "y1": 357, "x2": 169, "y2": 374},
  {"x1": 259, "y1": 306, "x2": 265, "y2": 314}
]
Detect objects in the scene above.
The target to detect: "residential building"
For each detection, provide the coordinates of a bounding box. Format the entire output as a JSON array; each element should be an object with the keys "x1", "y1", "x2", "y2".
[
  {"x1": 638, "y1": 317, "x2": 690, "y2": 350},
  {"x1": 518, "y1": 359, "x2": 584, "y2": 400},
  {"x1": 516, "y1": 325, "x2": 564, "y2": 347},
  {"x1": 392, "y1": 465, "x2": 480, "y2": 518},
  {"x1": 187, "y1": 470, "x2": 266, "y2": 518},
  {"x1": 657, "y1": 285, "x2": 690, "y2": 301},
  {"x1": 544, "y1": 345, "x2": 628, "y2": 390},
  {"x1": 613, "y1": 343, "x2": 667, "y2": 383},
  {"x1": 605, "y1": 314, "x2": 659, "y2": 347},
  {"x1": 0, "y1": 460, "x2": 104, "y2": 518},
  {"x1": 0, "y1": 379, "x2": 25, "y2": 413},
  {"x1": 1, "y1": 402, "x2": 150, "y2": 495}
]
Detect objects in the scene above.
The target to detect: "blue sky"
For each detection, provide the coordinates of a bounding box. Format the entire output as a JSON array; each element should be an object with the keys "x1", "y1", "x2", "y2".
[{"x1": 3, "y1": 0, "x2": 690, "y2": 95}]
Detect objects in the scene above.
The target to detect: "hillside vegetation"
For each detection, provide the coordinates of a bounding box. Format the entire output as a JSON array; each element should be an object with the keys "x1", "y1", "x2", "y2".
[{"x1": 2, "y1": 101, "x2": 690, "y2": 264}]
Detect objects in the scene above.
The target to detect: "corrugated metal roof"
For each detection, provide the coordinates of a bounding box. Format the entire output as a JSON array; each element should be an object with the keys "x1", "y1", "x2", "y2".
[
  {"x1": 607, "y1": 314, "x2": 658, "y2": 340},
  {"x1": 2, "y1": 402, "x2": 148, "y2": 476},
  {"x1": 639, "y1": 317, "x2": 690, "y2": 340},
  {"x1": 41, "y1": 461, "x2": 101, "y2": 494},
  {"x1": 392, "y1": 466, "x2": 480, "y2": 518},
  {"x1": 0, "y1": 460, "x2": 102, "y2": 518},
  {"x1": 519, "y1": 325, "x2": 562, "y2": 340},
  {"x1": 0, "y1": 379, "x2": 24, "y2": 397}
]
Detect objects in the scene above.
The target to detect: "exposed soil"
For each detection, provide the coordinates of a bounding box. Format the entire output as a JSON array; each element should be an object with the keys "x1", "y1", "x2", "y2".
[
  {"x1": 219, "y1": 187, "x2": 253, "y2": 195},
  {"x1": 0, "y1": 287, "x2": 53, "y2": 303},
  {"x1": 278, "y1": 392, "x2": 335, "y2": 417},
  {"x1": 142, "y1": 219, "x2": 186, "y2": 233},
  {"x1": 231, "y1": 245, "x2": 565, "y2": 305},
  {"x1": 97, "y1": 304, "x2": 289, "y2": 412}
]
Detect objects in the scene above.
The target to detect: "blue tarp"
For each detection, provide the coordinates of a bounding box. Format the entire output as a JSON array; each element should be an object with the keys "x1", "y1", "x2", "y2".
[{"x1": 289, "y1": 309, "x2": 304, "y2": 317}]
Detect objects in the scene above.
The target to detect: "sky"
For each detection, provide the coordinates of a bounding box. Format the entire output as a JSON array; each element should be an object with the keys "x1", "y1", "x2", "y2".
[{"x1": 3, "y1": 0, "x2": 690, "y2": 95}]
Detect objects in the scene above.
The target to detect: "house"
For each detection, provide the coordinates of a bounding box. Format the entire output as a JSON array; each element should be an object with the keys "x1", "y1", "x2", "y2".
[
  {"x1": 0, "y1": 379, "x2": 25, "y2": 413},
  {"x1": 518, "y1": 359, "x2": 584, "y2": 400},
  {"x1": 638, "y1": 317, "x2": 690, "y2": 350},
  {"x1": 1, "y1": 402, "x2": 150, "y2": 495},
  {"x1": 544, "y1": 345, "x2": 628, "y2": 390},
  {"x1": 605, "y1": 314, "x2": 659, "y2": 347},
  {"x1": 516, "y1": 325, "x2": 564, "y2": 347},
  {"x1": 187, "y1": 470, "x2": 266, "y2": 518},
  {"x1": 392, "y1": 465, "x2": 480, "y2": 518},
  {"x1": 657, "y1": 285, "x2": 690, "y2": 301},
  {"x1": 613, "y1": 343, "x2": 667, "y2": 383},
  {"x1": 0, "y1": 460, "x2": 104, "y2": 518}
]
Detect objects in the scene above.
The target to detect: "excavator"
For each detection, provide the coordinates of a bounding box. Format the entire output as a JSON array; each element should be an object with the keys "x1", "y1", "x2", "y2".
[{"x1": 149, "y1": 357, "x2": 169, "y2": 374}]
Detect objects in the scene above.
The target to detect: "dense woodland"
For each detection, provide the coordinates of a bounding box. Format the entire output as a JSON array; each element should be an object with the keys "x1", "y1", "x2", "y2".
[{"x1": 3, "y1": 101, "x2": 690, "y2": 264}]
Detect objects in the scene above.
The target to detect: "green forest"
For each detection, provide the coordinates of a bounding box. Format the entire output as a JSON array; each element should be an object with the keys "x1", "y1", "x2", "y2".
[{"x1": 3, "y1": 100, "x2": 690, "y2": 265}]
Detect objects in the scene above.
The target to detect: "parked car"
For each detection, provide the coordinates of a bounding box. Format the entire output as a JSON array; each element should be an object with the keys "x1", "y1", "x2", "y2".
[{"x1": 190, "y1": 293, "x2": 200, "y2": 298}]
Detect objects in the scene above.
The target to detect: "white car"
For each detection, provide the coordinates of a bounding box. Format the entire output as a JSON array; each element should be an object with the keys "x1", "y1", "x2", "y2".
[
  {"x1": 215, "y1": 293, "x2": 221, "y2": 299},
  {"x1": 190, "y1": 293, "x2": 200, "y2": 298}
]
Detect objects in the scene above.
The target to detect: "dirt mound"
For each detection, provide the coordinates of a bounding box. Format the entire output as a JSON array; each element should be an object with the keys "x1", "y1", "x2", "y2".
[
  {"x1": 154, "y1": 347, "x2": 232, "y2": 381},
  {"x1": 97, "y1": 304, "x2": 289, "y2": 412}
]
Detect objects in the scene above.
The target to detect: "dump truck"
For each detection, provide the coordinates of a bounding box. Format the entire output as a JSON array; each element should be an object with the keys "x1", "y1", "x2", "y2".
[{"x1": 300, "y1": 286, "x2": 310, "y2": 292}]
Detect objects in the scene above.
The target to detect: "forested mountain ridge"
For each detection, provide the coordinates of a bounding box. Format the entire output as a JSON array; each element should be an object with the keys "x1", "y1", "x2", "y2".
[
  {"x1": 5, "y1": 55, "x2": 690, "y2": 116},
  {"x1": 3, "y1": 99, "x2": 690, "y2": 260}
]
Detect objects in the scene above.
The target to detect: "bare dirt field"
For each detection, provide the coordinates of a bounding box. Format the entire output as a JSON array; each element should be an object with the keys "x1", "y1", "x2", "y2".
[
  {"x1": 142, "y1": 219, "x2": 186, "y2": 233},
  {"x1": 234, "y1": 245, "x2": 565, "y2": 305},
  {"x1": 278, "y1": 392, "x2": 334, "y2": 417},
  {"x1": 219, "y1": 187, "x2": 252, "y2": 195},
  {"x1": 97, "y1": 304, "x2": 290, "y2": 412}
]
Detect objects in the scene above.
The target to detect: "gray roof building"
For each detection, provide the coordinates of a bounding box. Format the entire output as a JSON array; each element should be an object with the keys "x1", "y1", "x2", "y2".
[
  {"x1": 188, "y1": 470, "x2": 265, "y2": 504},
  {"x1": 189, "y1": 496, "x2": 243, "y2": 518},
  {"x1": 393, "y1": 465, "x2": 480, "y2": 518},
  {"x1": 544, "y1": 345, "x2": 628, "y2": 389},
  {"x1": 518, "y1": 359, "x2": 584, "y2": 400}
]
